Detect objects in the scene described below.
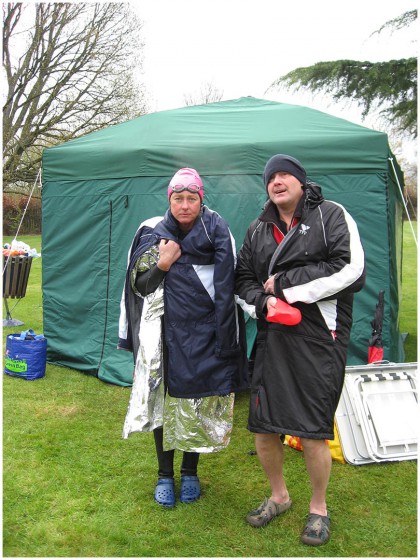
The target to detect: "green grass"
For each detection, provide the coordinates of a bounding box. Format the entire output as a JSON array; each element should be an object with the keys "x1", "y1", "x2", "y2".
[
  {"x1": 400, "y1": 222, "x2": 418, "y2": 361},
  {"x1": 2, "y1": 228, "x2": 418, "y2": 557}
]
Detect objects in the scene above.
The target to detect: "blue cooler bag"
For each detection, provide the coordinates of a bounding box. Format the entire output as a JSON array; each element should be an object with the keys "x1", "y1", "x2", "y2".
[{"x1": 4, "y1": 330, "x2": 47, "y2": 380}]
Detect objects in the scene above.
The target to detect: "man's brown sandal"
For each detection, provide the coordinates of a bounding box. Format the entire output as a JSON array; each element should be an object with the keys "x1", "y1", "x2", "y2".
[
  {"x1": 301, "y1": 513, "x2": 330, "y2": 545},
  {"x1": 246, "y1": 497, "x2": 292, "y2": 528}
]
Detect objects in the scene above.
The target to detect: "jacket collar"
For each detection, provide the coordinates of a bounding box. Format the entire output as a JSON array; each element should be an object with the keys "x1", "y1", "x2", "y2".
[
  {"x1": 154, "y1": 206, "x2": 204, "y2": 241},
  {"x1": 259, "y1": 195, "x2": 304, "y2": 231}
]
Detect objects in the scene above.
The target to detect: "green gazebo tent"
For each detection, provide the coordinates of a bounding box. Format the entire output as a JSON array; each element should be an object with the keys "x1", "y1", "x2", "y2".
[{"x1": 42, "y1": 97, "x2": 405, "y2": 386}]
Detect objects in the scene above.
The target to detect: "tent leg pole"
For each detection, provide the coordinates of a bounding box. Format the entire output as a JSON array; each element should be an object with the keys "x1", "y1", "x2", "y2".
[{"x1": 388, "y1": 157, "x2": 418, "y2": 247}]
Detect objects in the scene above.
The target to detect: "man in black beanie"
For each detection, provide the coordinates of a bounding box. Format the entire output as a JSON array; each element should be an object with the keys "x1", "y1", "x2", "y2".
[
  {"x1": 235, "y1": 154, "x2": 366, "y2": 546},
  {"x1": 263, "y1": 154, "x2": 307, "y2": 189}
]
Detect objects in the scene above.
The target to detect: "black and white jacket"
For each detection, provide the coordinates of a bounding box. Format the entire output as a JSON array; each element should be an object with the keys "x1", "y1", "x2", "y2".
[
  {"x1": 236, "y1": 181, "x2": 366, "y2": 336},
  {"x1": 235, "y1": 181, "x2": 366, "y2": 438}
]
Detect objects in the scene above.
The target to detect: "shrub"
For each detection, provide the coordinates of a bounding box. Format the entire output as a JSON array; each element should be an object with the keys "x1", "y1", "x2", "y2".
[{"x1": 3, "y1": 194, "x2": 42, "y2": 236}]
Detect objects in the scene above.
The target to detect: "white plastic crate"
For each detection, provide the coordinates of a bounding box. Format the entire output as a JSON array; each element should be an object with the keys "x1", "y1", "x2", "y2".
[{"x1": 335, "y1": 362, "x2": 418, "y2": 464}]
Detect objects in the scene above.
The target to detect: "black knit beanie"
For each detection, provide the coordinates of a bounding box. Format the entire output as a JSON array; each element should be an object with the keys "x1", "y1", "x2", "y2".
[{"x1": 263, "y1": 154, "x2": 307, "y2": 190}]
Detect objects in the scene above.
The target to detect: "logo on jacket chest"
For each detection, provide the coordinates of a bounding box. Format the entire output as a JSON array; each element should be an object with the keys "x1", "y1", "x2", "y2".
[{"x1": 299, "y1": 224, "x2": 310, "y2": 235}]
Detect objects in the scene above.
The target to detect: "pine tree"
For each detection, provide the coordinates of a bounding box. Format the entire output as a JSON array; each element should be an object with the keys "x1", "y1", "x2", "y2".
[{"x1": 269, "y1": 10, "x2": 417, "y2": 138}]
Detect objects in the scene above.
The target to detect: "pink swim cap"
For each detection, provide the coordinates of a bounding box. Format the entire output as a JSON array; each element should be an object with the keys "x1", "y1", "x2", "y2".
[{"x1": 168, "y1": 168, "x2": 204, "y2": 201}]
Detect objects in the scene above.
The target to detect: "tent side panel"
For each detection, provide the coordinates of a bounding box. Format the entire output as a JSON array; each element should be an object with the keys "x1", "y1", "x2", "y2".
[
  {"x1": 42, "y1": 168, "x2": 402, "y2": 386},
  {"x1": 42, "y1": 182, "x2": 111, "y2": 372},
  {"x1": 41, "y1": 178, "x2": 162, "y2": 378}
]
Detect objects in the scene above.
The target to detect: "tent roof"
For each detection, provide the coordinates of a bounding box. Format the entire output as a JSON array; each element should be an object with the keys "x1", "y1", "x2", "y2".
[{"x1": 43, "y1": 96, "x2": 390, "y2": 181}]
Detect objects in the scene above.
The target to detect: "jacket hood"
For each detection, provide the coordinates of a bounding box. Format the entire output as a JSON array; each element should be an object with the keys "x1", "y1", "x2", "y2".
[{"x1": 303, "y1": 181, "x2": 324, "y2": 208}]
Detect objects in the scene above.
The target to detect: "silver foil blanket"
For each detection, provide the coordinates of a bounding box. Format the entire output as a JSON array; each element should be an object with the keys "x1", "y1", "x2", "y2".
[
  {"x1": 122, "y1": 246, "x2": 234, "y2": 452},
  {"x1": 163, "y1": 392, "x2": 234, "y2": 453}
]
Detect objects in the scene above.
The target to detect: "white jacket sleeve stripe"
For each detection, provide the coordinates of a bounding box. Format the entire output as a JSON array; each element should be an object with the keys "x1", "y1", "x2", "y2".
[{"x1": 284, "y1": 206, "x2": 365, "y2": 304}]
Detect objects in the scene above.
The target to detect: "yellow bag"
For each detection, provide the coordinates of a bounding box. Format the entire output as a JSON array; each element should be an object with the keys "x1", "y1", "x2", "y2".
[
  {"x1": 285, "y1": 422, "x2": 345, "y2": 464},
  {"x1": 327, "y1": 422, "x2": 345, "y2": 464}
]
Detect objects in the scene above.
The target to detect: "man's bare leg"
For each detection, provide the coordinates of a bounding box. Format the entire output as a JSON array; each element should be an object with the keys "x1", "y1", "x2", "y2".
[
  {"x1": 301, "y1": 438, "x2": 331, "y2": 516},
  {"x1": 255, "y1": 433, "x2": 290, "y2": 504}
]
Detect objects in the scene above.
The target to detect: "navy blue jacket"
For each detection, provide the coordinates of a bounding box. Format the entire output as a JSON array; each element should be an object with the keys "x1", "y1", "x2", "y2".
[{"x1": 119, "y1": 207, "x2": 248, "y2": 398}]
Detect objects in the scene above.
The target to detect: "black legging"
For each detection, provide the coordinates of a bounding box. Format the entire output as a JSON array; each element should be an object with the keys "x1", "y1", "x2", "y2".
[
  {"x1": 138, "y1": 269, "x2": 200, "y2": 479},
  {"x1": 153, "y1": 427, "x2": 200, "y2": 478}
]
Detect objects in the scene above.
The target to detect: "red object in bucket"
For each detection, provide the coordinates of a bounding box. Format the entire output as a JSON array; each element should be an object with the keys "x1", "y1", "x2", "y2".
[{"x1": 266, "y1": 298, "x2": 302, "y2": 326}]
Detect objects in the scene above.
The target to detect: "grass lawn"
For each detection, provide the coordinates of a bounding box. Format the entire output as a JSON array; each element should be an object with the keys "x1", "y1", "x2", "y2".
[{"x1": 2, "y1": 226, "x2": 417, "y2": 557}]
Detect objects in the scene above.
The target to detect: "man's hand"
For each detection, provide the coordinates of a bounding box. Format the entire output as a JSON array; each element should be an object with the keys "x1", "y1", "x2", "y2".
[
  {"x1": 266, "y1": 296, "x2": 278, "y2": 311},
  {"x1": 263, "y1": 275, "x2": 276, "y2": 295},
  {"x1": 157, "y1": 239, "x2": 181, "y2": 271}
]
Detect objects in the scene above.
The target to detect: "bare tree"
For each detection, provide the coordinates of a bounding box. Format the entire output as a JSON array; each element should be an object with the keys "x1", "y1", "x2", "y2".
[
  {"x1": 3, "y1": 2, "x2": 147, "y2": 193},
  {"x1": 184, "y1": 81, "x2": 224, "y2": 106}
]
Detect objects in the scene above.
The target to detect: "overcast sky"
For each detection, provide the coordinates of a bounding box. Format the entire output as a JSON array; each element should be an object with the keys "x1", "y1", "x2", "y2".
[{"x1": 131, "y1": 0, "x2": 417, "y2": 159}]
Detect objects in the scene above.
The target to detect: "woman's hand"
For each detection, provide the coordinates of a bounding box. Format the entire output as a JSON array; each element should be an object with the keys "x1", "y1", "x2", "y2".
[{"x1": 157, "y1": 239, "x2": 181, "y2": 271}]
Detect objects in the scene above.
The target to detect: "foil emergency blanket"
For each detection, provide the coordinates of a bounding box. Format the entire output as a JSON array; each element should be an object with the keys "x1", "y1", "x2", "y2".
[
  {"x1": 163, "y1": 392, "x2": 234, "y2": 453},
  {"x1": 122, "y1": 246, "x2": 234, "y2": 453}
]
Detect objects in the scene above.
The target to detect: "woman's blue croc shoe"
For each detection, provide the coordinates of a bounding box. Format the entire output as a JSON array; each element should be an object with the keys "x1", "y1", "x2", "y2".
[
  {"x1": 154, "y1": 478, "x2": 176, "y2": 508},
  {"x1": 180, "y1": 475, "x2": 201, "y2": 503}
]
